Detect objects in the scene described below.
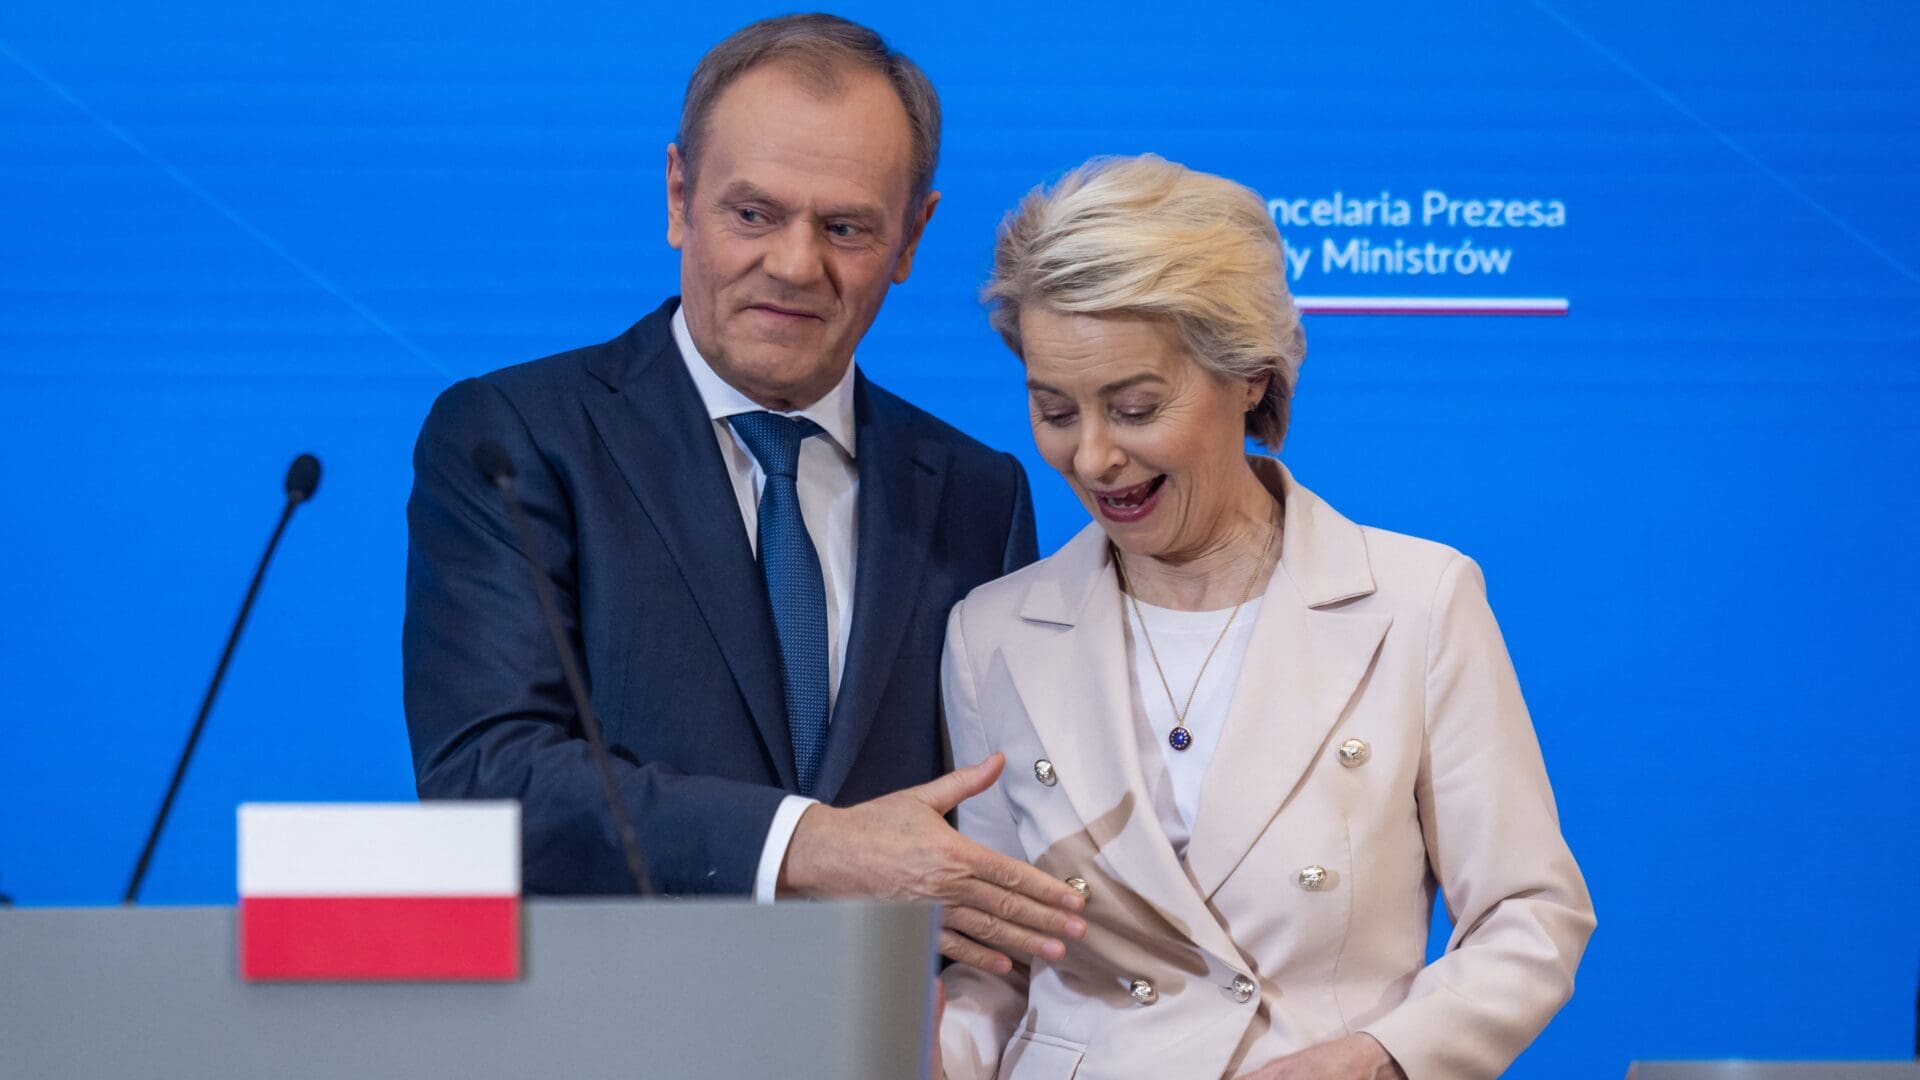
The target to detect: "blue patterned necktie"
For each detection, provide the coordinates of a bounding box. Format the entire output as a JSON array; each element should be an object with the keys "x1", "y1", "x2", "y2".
[{"x1": 728, "y1": 411, "x2": 830, "y2": 796}]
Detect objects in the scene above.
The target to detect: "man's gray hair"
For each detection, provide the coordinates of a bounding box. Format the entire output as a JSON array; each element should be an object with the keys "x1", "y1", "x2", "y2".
[{"x1": 677, "y1": 13, "x2": 942, "y2": 208}]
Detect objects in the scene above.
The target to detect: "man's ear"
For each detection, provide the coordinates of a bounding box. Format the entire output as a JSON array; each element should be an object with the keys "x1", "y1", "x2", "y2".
[
  {"x1": 890, "y1": 190, "x2": 941, "y2": 284},
  {"x1": 666, "y1": 144, "x2": 690, "y2": 250}
]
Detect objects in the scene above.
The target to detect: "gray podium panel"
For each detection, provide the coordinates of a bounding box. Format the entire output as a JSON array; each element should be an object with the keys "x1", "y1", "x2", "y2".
[
  {"x1": 0, "y1": 898, "x2": 938, "y2": 1080},
  {"x1": 1628, "y1": 1064, "x2": 1920, "y2": 1080}
]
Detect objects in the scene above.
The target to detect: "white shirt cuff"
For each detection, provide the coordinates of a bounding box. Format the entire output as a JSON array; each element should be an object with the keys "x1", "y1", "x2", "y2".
[{"x1": 753, "y1": 794, "x2": 819, "y2": 903}]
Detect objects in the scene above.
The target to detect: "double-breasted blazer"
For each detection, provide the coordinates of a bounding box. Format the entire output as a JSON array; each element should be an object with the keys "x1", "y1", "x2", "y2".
[{"x1": 938, "y1": 458, "x2": 1594, "y2": 1079}]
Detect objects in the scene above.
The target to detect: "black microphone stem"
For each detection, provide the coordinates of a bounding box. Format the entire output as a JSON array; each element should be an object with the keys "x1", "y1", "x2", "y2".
[
  {"x1": 490, "y1": 474, "x2": 653, "y2": 896},
  {"x1": 123, "y1": 496, "x2": 300, "y2": 905}
]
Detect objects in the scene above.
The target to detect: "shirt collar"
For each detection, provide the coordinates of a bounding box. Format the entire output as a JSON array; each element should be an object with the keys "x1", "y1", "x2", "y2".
[{"x1": 671, "y1": 305, "x2": 857, "y2": 458}]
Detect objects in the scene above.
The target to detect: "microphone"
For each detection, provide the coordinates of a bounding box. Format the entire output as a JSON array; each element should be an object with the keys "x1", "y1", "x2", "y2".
[
  {"x1": 124, "y1": 453, "x2": 323, "y2": 904},
  {"x1": 472, "y1": 440, "x2": 654, "y2": 896},
  {"x1": 286, "y1": 453, "x2": 320, "y2": 503}
]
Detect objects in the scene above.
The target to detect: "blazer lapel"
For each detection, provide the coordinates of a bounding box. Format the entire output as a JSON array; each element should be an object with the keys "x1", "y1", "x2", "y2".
[
  {"x1": 580, "y1": 303, "x2": 796, "y2": 789},
  {"x1": 1185, "y1": 459, "x2": 1391, "y2": 900},
  {"x1": 813, "y1": 376, "x2": 947, "y2": 803},
  {"x1": 1005, "y1": 527, "x2": 1245, "y2": 968}
]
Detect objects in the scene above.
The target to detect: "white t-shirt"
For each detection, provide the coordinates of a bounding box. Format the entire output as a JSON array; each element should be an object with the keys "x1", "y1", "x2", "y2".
[{"x1": 1122, "y1": 591, "x2": 1266, "y2": 857}]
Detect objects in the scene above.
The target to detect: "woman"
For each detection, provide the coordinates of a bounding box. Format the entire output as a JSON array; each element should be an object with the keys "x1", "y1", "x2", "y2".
[{"x1": 935, "y1": 156, "x2": 1595, "y2": 1080}]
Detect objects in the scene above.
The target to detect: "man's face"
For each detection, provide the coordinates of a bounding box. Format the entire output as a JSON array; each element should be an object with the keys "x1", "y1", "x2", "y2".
[{"x1": 667, "y1": 63, "x2": 937, "y2": 411}]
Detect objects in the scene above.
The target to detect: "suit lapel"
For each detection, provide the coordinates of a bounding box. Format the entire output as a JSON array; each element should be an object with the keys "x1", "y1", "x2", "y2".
[
  {"x1": 1183, "y1": 591, "x2": 1389, "y2": 900},
  {"x1": 1185, "y1": 458, "x2": 1390, "y2": 900},
  {"x1": 580, "y1": 304, "x2": 796, "y2": 789},
  {"x1": 1005, "y1": 528, "x2": 1246, "y2": 968},
  {"x1": 813, "y1": 377, "x2": 947, "y2": 803}
]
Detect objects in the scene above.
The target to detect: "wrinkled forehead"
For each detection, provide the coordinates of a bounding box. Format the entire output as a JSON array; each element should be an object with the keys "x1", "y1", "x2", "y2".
[
  {"x1": 692, "y1": 62, "x2": 916, "y2": 214},
  {"x1": 1020, "y1": 309, "x2": 1192, "y2": 393}
]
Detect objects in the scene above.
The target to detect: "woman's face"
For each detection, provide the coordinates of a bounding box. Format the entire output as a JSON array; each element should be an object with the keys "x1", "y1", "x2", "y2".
[{"x1": 1020, "y1": 308, "x2": 1266, "y2": 561}]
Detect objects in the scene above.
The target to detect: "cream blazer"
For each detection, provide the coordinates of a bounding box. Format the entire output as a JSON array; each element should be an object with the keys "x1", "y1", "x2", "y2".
[{"x1": 938, "y1": 459, "x2": 1594, "y2": 1080}]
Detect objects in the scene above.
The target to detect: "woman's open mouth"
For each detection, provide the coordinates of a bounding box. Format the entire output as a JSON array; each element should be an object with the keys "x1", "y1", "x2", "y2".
[{"x1": 1092, "y1": 475, "x2": 1166, "y2": 523}]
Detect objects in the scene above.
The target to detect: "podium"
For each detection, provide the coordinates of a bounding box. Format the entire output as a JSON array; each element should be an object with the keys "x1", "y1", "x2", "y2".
[{"x1": 0, "y1": 898, "x2": 938, "y2": 1079}]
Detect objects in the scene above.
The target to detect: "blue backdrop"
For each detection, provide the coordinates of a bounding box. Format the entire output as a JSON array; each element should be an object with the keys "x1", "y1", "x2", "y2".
[{"x1": 3, "y1": 2, "x2": 1917, "y2": 1075}]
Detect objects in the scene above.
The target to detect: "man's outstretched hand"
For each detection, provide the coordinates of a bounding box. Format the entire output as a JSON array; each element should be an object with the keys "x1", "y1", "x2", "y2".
[{"x1": 779, "y1": 753, "x2": 1087, "y2": 973}]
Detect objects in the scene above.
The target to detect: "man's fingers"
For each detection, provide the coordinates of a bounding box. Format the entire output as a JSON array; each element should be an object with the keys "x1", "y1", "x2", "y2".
[
  {"x1": 938, "y1": 928, "x2": 1013, "y2": 975},
  {"x1": 955, "y1": 880, "x2": 1086, "y2": 943},
  {"x1": 964, "y1": 843, "x2": 1087, "y2": 913},
  {"x1": 912, "y1": 753, "x2": 1006, "y2": 813},
  {"x1": 944, "y1": 902, "x2": 1065, "y2": 961}
]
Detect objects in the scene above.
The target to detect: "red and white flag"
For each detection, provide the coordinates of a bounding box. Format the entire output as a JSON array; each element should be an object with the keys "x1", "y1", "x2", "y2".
[{"x1": 238, "y1": 802, "x2": 521, "y2": 982}]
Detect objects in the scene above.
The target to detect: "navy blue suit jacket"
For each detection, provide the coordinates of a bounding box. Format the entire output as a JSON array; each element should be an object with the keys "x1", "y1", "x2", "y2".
[{"x1": 403, "y1": 298, "x2": 1038, "y2": 895}]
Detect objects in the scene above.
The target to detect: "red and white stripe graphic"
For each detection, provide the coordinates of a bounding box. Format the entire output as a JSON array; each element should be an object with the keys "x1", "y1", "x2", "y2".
[
  {"x1": 238, "y1": 802, "x2": 521, "y2": 982},
  {"x1": 1296, "y1": 295, "x2": 1569, "y2": 316}
]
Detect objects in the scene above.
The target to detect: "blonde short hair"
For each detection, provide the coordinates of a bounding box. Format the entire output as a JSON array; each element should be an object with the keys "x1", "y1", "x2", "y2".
[{"x1": 985, "y1": 154, "x2": 1305, "y2": 448}]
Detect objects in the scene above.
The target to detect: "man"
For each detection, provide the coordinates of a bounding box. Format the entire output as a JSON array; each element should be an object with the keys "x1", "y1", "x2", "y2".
[{"x1": 402, "y1": 14, "x2": 1083, "y2": 974}]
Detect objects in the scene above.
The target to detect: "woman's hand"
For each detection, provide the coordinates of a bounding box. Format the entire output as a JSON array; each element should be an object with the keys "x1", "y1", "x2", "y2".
[
  {"x1": 928, "y1": 977, "x2": 947, "y2": 1080},
  {"x1": 1235, "y1": 1033, "x2": 1405, "y2": 1080}
]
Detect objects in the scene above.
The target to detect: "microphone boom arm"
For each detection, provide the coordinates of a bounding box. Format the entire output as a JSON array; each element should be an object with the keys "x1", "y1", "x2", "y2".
[
  {"x1": 483, "y1": 459, "x2": 654, "y2": 896},
  {"x1": 123, "y1": 467, "x2": 312, "y2": 905}
]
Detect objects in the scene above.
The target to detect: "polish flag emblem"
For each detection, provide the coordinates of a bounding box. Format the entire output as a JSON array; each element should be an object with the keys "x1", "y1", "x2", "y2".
[{"x1": 238, "y1": 803, "x2": 521, "y2": 982}]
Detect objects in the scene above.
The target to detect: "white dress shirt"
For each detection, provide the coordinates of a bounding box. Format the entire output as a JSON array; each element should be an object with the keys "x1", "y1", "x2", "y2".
[
  {"x1": 670, "y1": 307, "x2": 858, "y2": 901},
  {"x1": 1122, "y1": 593, "x2": 1266, "y2": 857}
]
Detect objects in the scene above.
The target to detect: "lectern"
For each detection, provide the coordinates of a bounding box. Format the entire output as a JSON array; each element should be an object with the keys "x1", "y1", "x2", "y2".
[{"x1": 0, "y1": 898, "x2": 937, "y2": 1079}]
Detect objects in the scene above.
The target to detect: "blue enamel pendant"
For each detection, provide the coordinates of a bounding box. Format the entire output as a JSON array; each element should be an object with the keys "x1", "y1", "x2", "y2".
[{"x1": 1168, "y1": 726, "x2": 1193, "y2": 752}]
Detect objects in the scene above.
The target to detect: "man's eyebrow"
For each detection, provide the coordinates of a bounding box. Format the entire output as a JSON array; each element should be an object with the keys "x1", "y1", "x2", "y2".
[
  {"x1": 716, "y1": 182, "x2": 885, "y2": 229},
  {"x1": 716, "y1": 181, "x2": 786, "y2": 208},
  {"x1": 819, "y1": 203, "x2": 887, "y2": 229}
]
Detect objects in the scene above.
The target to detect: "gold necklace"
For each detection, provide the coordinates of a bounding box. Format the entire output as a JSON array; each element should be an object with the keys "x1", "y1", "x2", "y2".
[{"x1": 1113, "y1": 510, "x2": 1277, "y2": 753}]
